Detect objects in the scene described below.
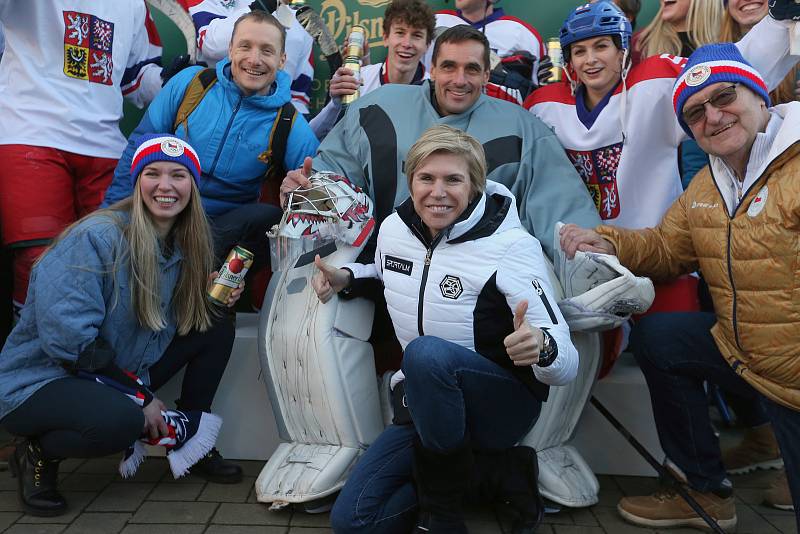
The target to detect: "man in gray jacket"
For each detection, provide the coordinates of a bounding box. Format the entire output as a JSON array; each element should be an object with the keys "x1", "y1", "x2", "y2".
[{"x1": 281, "y1": 24, "x2": 600, "y2": 261}]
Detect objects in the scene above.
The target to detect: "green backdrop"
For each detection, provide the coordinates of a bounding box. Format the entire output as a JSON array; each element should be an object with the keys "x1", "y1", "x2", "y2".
[{"x1": 121, "y1": 0, "x2": 660, "y2": 135}]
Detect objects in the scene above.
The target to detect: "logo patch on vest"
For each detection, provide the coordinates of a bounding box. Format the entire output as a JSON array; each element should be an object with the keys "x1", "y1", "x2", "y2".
[
  {"x1": 384, "y1": 255, "x2": 413, "y2": 276},
  {"x1": 747, "y1": 186, "x2": 768, "y2": 218},
  {"x1": 440, "y1": 275, "x2": 463, "y2": 300}
]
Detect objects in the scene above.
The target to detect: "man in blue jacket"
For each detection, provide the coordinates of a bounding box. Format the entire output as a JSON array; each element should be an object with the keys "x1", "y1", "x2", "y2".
[{"x1": 103, "y1": 10, "x2": 319, "y2": 266}]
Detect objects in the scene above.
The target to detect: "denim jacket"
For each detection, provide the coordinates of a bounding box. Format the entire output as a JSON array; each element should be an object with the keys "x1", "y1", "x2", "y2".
[{"x1": 0, "y1": 212, "x2": 182, "y2": 419}]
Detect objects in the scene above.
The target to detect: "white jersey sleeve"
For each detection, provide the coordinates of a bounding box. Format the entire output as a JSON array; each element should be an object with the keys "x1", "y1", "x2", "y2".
[
  {"x1": 121, "y1": 2, "x2": 163, "y2": 108},
  {"x1": 189, "y1": 0, "x2": 249, "y2": 65}
]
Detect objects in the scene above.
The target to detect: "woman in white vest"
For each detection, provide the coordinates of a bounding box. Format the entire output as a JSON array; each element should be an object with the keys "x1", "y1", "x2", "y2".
[{"x1": 312, "y1": 125, "x2": 578, "y2": 534}]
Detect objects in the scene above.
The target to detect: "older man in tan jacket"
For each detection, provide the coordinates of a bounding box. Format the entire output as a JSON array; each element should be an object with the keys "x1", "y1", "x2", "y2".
[{"x1": 561, "y1": 43, "x2": 800, "y2": 532}]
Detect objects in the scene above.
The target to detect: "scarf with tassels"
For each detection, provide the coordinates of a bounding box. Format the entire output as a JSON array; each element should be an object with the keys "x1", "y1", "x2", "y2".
[{"x1": 77, "y1": 370, "x2": 222, "y2": 479}]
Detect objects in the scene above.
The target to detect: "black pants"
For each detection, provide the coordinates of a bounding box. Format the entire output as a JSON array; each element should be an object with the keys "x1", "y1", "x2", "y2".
[
  {"x1": 210, "y1": 203, "x2": 282, "y2": 270},
  {"x1": 1, "y1": 314, "x2": 235, "y2": 460}
]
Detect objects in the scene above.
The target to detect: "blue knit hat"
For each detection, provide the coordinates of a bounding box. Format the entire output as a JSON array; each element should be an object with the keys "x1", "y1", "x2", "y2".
[
  {"x1": 130, "y1": 134, "x2": 201, "y2": 185},
  {"x1": 672, "y1": 43, "x2": 770, "y2": 138}
]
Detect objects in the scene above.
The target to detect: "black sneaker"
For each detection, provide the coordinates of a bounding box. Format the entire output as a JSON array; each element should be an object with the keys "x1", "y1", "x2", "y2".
[{"x1": 191, "y1": 448, "x2": 243, "y2": 484}]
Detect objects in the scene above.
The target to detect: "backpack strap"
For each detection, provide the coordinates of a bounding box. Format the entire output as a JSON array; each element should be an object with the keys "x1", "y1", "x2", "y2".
[
  {"x1": 259, "y1": 102, "x2": 298, "y2": 184},
  {"x1": 172, "y1": 68, "x2": 218, "y2": 133}
]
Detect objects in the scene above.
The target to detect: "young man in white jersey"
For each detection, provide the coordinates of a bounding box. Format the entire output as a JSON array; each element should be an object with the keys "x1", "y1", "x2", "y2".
[{"x1": 309, "y1": 0, "x2": 435, "y2": 139}]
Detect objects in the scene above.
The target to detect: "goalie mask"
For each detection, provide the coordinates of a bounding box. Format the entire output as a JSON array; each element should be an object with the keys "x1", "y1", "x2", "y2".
[{"x1": 270, "y1": 171, "x2": 375, "y2": 271}]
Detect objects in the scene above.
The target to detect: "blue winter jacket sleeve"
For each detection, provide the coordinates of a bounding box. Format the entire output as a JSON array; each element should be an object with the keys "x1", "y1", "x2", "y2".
[{"x1": 102, "y1": 66, "x2": 204, "y2": 207}]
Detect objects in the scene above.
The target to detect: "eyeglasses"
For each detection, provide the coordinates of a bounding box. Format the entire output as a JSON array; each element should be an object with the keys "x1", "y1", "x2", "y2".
[{"x1": 682, "y1": 84, "x2": 739, "y2": 125}]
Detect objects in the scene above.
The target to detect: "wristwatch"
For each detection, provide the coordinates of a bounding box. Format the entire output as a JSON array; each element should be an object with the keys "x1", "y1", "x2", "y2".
[
  {"x1": 537, "y1": 328, "x2": 558, "y2": 368},
  {"x1": 337, "y1": 267, "x2": 356, "y2": 298}
]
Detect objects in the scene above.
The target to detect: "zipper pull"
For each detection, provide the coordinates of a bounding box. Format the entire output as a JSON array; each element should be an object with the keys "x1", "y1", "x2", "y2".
[{"x1": 424, "y1": 248, "x2": 432, "y2": 265}]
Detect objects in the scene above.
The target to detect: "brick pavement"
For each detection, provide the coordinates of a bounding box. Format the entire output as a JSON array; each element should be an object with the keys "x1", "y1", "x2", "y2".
[{"x1": 0, "y1": 452, "x2": 794, "y2": 534}]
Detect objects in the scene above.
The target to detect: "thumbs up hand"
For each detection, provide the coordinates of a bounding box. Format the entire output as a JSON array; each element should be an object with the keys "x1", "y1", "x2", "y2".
[
  {"x1": 311, "y1": 254, "x2": 352, "y2": 303},
  {"x1": 503, "y1": 300, "x2": 544, "y2": 366}
]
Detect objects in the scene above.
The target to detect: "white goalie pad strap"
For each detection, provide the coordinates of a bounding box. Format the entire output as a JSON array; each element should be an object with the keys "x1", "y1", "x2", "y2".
[
  {"x1": 256, "y1": 242, "x2": 384, "y2": 504},
  {"x1": 558, "y1": 252, "x2": 655, "y2": 332},
  {"x1": 145, "y1": 0, "x2": 197, "y2": 61}
]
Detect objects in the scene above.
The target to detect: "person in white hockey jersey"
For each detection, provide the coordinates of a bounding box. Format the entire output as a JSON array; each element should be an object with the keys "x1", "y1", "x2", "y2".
[
  {"x1": 0, "y1": 0, "x2": 164, "y2": 316},
  {"x1": 426, "y1": 0, "x2": 547, "y2": 104},
  {"x1": 524, "y1": 1, "x2": 800, "y2": 365},
  {"x1": 314, "y1": 125, "x2": 578, "y2": 534},
  {"x1": 188, "y1": 0, "x2": 314, "y2": 114},
  {"x1": 309, "y1": 0, "x2": 435, "y2": 139}
]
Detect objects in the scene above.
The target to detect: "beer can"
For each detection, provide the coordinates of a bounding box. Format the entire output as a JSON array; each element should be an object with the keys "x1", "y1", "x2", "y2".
[
  {"x1": 289, "y1": 0, "x2": 306, "y2": 6},
  {"x1": 208, "y1": 245, "x2": 254, "y2": 306},
  {"x1": 342, "y1": 25, "x2": 366, "y2": 105},
  {"x1": 547, "y1": 38, "x2": 563, "y2": 83}
]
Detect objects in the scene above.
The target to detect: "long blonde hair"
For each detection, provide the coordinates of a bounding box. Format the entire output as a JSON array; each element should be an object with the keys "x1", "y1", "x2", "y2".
[
  {"x1": 637, "y1": 0, "x2": 723, "y2": 58},
  {"x1": 41, "y1": 178, "x2": 216, "y2": 335},
  {"x1": 719, "y1": 10, "x2": 799, "y2": 105}
]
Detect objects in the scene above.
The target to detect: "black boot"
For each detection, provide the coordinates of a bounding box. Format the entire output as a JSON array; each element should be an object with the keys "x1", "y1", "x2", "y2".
[
  {"x1": 191, "y1": 448, "x2": 243, "y2": 484},
  {"x1": 9, "y1": 440, "x2": 67, "y2": 517},
  {"x1": 413, "y1": 439, "x2": 473, "y2": 533},
  {"x1": 467, "y1": 446, "x2": 543, "y2": 534}
]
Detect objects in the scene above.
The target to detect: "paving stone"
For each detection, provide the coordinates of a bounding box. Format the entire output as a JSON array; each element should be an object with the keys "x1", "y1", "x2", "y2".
[
  {"x1": 0, "y1": 473, "x2": 18, "y2": 490},
  {"x1": 129, "y1": 501, "x2": 218, "y2": 524},
  {"x1": 147, "y1": 482, "x2": 204, "y2": 501},
  {"x1": 4, "y1": 525, "x2": 65, "y2": 534},
  {"x1": 286, "y1": 528, "x2": 332, "y2": 534},
  {"x1": 197, "y1": 477, "x2": 253, "y2": 503},
  {"x1": 541, "y1": 508, "x2": 576, "y2": 525},
  {"x1": 570, "y1": 507, "x2": 600, "y2": 527},
  {"x1": 59, "y1": 473, "x2": 115, "y2": 492},
  {"x1": 552, "y1": 526, "x2": 605, "y2": 534},
  {"x1": 158, "y1": 471, "x2": 206, "y2": 484},
  {"x1": 62, "y1": 512, "x2": 130, "y2": 534},
  {"x1": 76, "y1": 457, "x2": 121, "y2": 475},
  {"x1": 0, "y1": 490, "x2": 22, "y2": 512},
  {"x1": 735, "y1": 502, "x2": 781, "y2": 534},
  {"x1": 0, "y1": 511, "x2": 22, "y2": 531},
  {"x1": 120, "y1": 459, "x2": 169, "y2": 483},
  {"x1": 591, "y1": 505, "x2": 657, "y2": 534},
  {"x1": 120, "y1": 525, "x2": 206, "y2": 534},
  {"x1": 212, "y1": 503, "x2": 291, "y2": 526},
  {"x1": 87, "y1": 482, "x2": 154, "y2": 512},
  {"x1": 289, "y1": 511, "x2": 330, "y2": 527},
  {"x1": 763, "y1": 513, "x2": 797, "y2": 533},
  {"x1": 17, "y1": 491, "x2": 94, "y2": 524},
  {"x1": 205, "y1": 526, "x2": 287, "y2": 534},
  {"x1": 238, "y1": 461, "x2": 265, "y2": 478}
]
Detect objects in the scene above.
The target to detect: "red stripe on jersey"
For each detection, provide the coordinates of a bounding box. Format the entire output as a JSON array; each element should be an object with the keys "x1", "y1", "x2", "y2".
[
  {"x1": 185, "y1": 0, "x2": 205, "y2": 7},
  {"x1": 143, "y1": 3, "x2": 163, "y2": 46},
  {"x1": 523, "y1": 81, "x2": 574, "y2": 109},
  {"x1": 436, "y1": 9, "x2": 459, "y2": 16},
  {"x1": 122, "y1": 73, "x2": 144, "y2": 96},
  {"x1": 616, "y1": 55, "x2": 685, "y2": 94}
]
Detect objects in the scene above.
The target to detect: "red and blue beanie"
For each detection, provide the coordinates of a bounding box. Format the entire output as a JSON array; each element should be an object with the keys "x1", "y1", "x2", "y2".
[
  {"x1": 672, "y1": 43, "x2": 770, "y2": 138},
  {"x1": 130, "y1": 134, "x2": 201, "y2": 185}
]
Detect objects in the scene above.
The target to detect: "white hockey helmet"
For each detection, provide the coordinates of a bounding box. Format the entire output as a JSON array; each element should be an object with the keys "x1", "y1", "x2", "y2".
[{"x1": 270, "y1": 172, "x2": 375, "y2": 271}]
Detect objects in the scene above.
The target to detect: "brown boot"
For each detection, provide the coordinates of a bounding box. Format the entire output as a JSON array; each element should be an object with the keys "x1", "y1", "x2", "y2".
[
  {"x1": 764, "y1": 469, "x2": 794, "y2": 511},
  {"x1": 722, "y1": 423, "x2": 782, "y2": 475},
  {"x1": 618, "y1": 486, "x2": 737, "y2": 532}
]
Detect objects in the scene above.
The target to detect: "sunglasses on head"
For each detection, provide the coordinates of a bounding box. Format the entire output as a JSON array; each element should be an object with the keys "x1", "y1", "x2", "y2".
[{"x1": 682, "y1": 83, "x2": 739, "y2": 125}]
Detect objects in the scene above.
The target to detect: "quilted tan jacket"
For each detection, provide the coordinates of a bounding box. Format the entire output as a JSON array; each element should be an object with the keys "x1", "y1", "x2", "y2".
[{"x1": 597, "y1": 107, "x2": 800, "y2": 410}]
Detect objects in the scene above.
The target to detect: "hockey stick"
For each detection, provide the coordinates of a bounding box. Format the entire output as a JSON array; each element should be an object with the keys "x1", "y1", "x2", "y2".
[
  {"x1": 589, "y1": 396, "x2": 726, "y2": 534},
  {"x1": 146, "y1": 0, "x2": 198, "y2": 62}
]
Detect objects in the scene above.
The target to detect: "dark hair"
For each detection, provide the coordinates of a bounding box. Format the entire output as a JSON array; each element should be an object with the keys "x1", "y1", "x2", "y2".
[
  {"x1": 431, "y1": 25, "x2": 491, "y2": 70},
  {"x1": 231, "y1": 10, "x2": 287, "y2": 52},
  {"x1": 383, "y1": 0, "x2": 436, "y2": 44},
  {"x1": 614, "y1": 0, "x2": 641, "y2": 29}
]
